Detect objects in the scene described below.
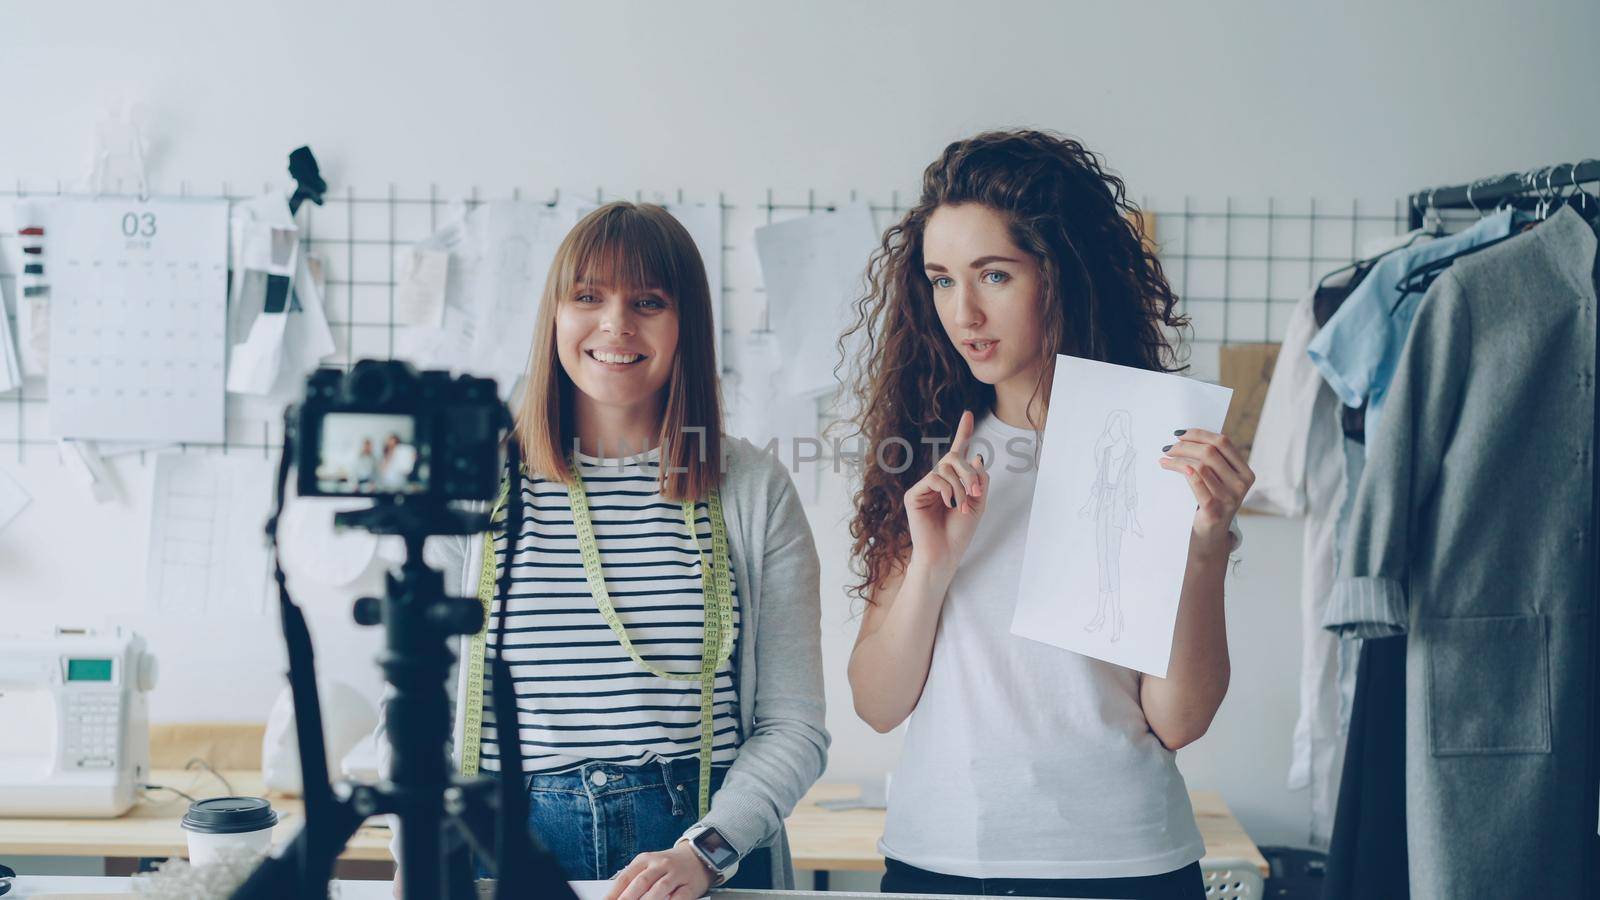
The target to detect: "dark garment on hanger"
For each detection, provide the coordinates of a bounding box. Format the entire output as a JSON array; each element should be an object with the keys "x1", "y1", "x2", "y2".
[
  {"x1": 1314, "y1": 260, "x2": 1379, "y2": 443},
  {"x1": 1320, "y1": 637, "x2": 1408, "y2": 900}
]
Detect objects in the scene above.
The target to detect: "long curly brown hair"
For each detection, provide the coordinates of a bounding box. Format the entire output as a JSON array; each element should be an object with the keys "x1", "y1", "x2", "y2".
[{"x1": 840, "y1": 129, "x2": 1188, "y2": 603}]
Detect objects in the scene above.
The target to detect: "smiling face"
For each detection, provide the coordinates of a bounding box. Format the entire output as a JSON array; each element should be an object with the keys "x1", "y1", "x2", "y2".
[
  {"x1": 554, "y1": 278, "x2": 679, "y2": 414},
  {"x1": 922, "y1": 202, "x2": 1050, "y2": 393}
]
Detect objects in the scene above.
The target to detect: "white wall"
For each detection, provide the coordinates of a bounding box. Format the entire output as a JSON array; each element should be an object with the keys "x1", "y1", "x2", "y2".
[{"x1": 3, "y1": 0, "x2": 1598, "y2": 860}]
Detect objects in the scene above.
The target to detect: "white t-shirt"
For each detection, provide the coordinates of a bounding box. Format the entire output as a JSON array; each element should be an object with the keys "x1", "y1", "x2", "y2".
[{"x1": 878, "y1": 413, "x2": 1206, "y2": 879}]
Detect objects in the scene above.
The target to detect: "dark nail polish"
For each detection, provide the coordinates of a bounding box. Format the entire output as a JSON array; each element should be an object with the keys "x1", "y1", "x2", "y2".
[
  {"x1": 1162, "y1": 444, "x2": 1173, "y2": 452},
  {"x1": 976, "y1": 454, "x2": 985, "y2": 466},
  {"x1": 947, "y1": 495, "x2": 956, "y2": 509},
  {"x1": 1174, "y1": 429, "x2": 1187, "y2": 436}
]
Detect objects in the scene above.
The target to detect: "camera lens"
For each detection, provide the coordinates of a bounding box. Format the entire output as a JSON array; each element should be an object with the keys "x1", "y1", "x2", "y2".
[{"x1": 346, "y1": 361, "x2": 394, "y2": 405}]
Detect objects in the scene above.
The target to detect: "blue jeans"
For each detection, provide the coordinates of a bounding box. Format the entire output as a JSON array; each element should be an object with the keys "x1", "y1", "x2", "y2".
[
  {"x1": 484, "y1": 757, "x2": 772, "y2": 888},
  {"x1": 882, "y1": 857, "x2": 1204, "y2": 899}
]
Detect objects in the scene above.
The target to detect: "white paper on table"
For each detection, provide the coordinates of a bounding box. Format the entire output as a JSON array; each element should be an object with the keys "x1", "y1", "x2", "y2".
[
  {"x1": 146, "y1": 453, "x2": 275, "y2": 617},
  {"x1": 664, "y1": 202, "x2": 724, "y2": 367},
  {"x1": 753, "y1": 204, "x2": 876, "y2": 398},
  {"x1": 1010, "y1": 355, "x2": 1233, "y2": 677},
  {"x1": 569, "y1": 882, "x2": 615, "y2": 900},
  {"x1": 393, "y1": 246, "x2": 449, "y2": 328},
  {"x1": 44, "y1": 198, "x2": 229, "y2": 442},
  {"x1": 0, "y1": 465, "x2": 30, "y2": 532}
]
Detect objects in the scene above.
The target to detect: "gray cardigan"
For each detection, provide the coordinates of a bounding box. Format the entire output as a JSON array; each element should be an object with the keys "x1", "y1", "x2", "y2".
[
  {"x1": 1322, "y1": 206, "x2": 1596, "y2": 898},
  {"x1": 379, "y1": 436, "x2": 830, "y2": 888}
]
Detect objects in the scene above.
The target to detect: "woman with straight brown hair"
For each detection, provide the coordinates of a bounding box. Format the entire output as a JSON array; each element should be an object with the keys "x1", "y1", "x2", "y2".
[{"x1": 379, "y1": 201, "x2": 828, "y2": 898}]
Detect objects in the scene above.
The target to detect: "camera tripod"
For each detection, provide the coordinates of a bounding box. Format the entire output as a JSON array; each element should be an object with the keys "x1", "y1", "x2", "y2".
[{"x1": 231, "y1": 458, "x2": 577, "y2": 900}]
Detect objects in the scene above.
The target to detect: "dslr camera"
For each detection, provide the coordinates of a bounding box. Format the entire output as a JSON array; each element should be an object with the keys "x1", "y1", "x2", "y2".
[{"x1": 293, "y1": 360, "x2": 507, "y2": 502}]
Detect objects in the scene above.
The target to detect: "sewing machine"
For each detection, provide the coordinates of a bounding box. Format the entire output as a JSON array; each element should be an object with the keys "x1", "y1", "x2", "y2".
[{"x1": 0, "y1": 628, "x2": 157, "y2": 817}]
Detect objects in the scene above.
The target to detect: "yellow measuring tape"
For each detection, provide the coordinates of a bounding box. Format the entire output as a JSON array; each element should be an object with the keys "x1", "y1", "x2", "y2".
[{"x1": 460, "y1": 459, "x2": 735, "y2": 820}]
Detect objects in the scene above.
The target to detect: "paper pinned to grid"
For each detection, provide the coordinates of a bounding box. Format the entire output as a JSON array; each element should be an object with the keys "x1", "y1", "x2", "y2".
[
  {"x1": 0, "y1": 278, "x2": 21, "y2": 393},
  {"x1": 754, "y1": 204, "x2": 876, "y2": 398},
  {"x1": 663, "y1": 201, "x2": 724, "y2": 367},
  {"x1": 145, "y1": 453, "x2": 275, "y2": 617},
  {"x1": 396, "y1": 199, "x2": 583, "y2": 397},
  {"x1": 393, "y1": 246, "x2": 449, "y2": 328}
]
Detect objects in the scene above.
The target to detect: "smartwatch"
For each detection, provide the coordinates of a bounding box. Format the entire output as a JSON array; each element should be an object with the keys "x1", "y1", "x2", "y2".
[{"x1": 680, "y1": 824, "x2": 741, "y2": 886}]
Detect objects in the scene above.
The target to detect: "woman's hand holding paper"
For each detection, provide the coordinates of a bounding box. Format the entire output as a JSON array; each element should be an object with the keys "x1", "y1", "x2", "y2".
[{"x1": 1158, "y1": 427, "x2": 1253, "y2": 556}]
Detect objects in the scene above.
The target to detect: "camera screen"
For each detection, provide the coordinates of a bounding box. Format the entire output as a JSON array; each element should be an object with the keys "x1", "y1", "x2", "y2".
[{"x1": 315, "y1": 413, "x2": 426, "y2": 495}]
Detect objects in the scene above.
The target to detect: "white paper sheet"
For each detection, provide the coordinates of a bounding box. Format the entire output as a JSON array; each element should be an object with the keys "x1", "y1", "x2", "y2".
[
  {"x1": 753, "y1": 204, "x2": 876, "y2": 398},
  {"x1": 397, "y1": 200, "x2": 581, "y2": 398},
  {"x1": 261, "y1": 251, "x2": 336, "y2": 401},
  {"x1": 0, "y1": 278, "x2": 21, "y2": 393},
  {"x1": 0, "y1": 464, "x2": 29, "y2": 533},
  {"x1": 1010, "y1": 355, "x2": 1233, "y2": 677},
  {"x1": 225, "y1": 193, "x2": 333, "y2": 399},
  {"x1": 725, "y1": 330, "x2": 818, "y2": 453},
  {"x1": 44, "y1": 198, "x2": 229, "y2": 442},
  {"x1": 664, "y1": 202, "x2": 724, "y2": 367},
  {"x1": 394, "y1": 246, "x2": 449, "y2": 328},
  {"x1": 146, "y1": 453, "x2": 275, "y2": 617},
  {"x1": 225, "y1": 304, "x2": 289, "y2": 394},
  {"x1": 394, "y1": 206, "x2": 474, "y2": 370},
  {"x1": 58, "y1": 439, "x2": 123, "y2": 504}
]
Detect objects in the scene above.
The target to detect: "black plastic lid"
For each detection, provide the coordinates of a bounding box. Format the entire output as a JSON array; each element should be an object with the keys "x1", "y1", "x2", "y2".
[{"x1": 180, "y1": 797, "x2": 279, "y2": 835}]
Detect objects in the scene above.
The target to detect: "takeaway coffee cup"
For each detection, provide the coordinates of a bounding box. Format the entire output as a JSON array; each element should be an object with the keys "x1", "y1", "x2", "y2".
[{"x1": 180, "y1": 797, "x2": 279, "y2": 866}]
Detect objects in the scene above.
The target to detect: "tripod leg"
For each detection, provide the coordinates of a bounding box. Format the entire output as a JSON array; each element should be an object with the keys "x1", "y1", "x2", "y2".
[
  {"x1": 232, "y1": 595, "x2": 350, "y2": 899},
  {"x1": 489, "y1": 656, "x2": 579, "y2": 900},
  {"x1": 231, "y1": 800, "x2": 364, "y2": 900}
]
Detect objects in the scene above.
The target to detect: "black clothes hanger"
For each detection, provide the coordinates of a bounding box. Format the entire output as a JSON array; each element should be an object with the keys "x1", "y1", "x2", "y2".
[
  {"x1": 1390, "y1": 230, "x2": 1524, "y2": 309},
  {"x1": 1313, "y1": 211, "x2": 1439, "y2": 327}
]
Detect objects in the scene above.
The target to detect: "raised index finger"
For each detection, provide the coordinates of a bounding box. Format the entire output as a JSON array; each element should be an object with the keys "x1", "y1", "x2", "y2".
[{"x1": 951, "y1": 409, "x2": 975, "y2": 457}]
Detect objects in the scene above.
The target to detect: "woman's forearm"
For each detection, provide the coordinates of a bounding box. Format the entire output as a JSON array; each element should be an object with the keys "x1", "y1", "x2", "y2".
[
  {"x1": 847, "y1": 558, "x2": 953, "y2": 733},
  {"x1": 1140, "y1": 537, "x2": 1231, "y2": 750}
]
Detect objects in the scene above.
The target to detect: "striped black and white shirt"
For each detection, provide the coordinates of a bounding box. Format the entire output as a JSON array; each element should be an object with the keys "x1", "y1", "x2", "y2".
[{"x1": 479, "y1": 449, "x2": 742, "y2": 775}]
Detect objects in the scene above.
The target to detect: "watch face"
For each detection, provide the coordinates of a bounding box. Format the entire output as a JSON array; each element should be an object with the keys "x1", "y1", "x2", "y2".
[{"x1": 696, "y1": 828, "x2": 740, "y2": 870}]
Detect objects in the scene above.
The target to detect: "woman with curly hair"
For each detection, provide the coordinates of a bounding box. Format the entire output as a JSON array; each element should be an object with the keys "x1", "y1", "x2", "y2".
[{"x1": 841, "y1": 130, "x2": 1252, "y2": 900}]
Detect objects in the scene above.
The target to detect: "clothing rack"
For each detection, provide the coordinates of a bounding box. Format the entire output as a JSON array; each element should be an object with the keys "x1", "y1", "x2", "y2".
[
  {"x1": 1406, "y1": 160, "x2": 1600, "y2": 229},
  {"x1": 1407, "y1": 161, "x2": 1600, "y2": 894}
]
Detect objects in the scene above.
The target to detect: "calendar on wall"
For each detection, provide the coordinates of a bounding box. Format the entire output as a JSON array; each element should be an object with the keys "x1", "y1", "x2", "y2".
[{"x1": 42, "y1": 198, "x2": 229, "y2": 443}]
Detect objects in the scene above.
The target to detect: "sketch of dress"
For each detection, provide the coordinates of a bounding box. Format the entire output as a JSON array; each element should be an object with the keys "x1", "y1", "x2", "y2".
[{"x1": 1080, "y1": 409, "x2": 1142, "y2": 642}]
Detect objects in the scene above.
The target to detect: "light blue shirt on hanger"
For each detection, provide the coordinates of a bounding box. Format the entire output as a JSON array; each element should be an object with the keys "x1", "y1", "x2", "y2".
[{"x1": 1307, "y1": 209, "x2": 1516, "y2": 444}]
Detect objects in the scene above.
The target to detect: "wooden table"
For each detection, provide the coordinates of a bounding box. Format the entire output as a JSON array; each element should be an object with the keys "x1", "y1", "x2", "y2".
[
  {"x1": 0, "y1": 769, "x2": 393, "y2": 876},
  {"x1": 786, "y1": 783, "x2": 1269, "y2": 882},
  {"x1": 0, "y1": 774, "x2": 1267, "y2": 882}
]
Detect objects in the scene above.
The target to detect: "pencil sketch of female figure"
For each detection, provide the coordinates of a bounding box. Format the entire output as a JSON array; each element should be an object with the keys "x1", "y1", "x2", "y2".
[{"x1": 1080, "y1": 409, "x2": 1142, "y2": 642}]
